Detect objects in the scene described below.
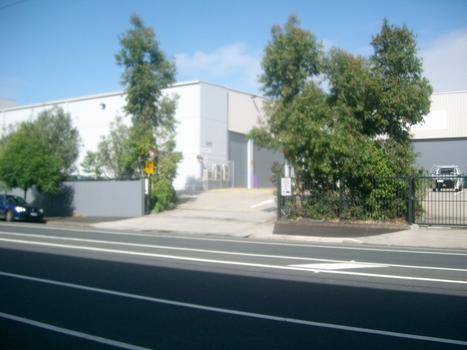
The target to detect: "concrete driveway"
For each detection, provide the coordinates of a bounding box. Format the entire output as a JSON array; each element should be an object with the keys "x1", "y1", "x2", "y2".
[{"x1": 93, "y1": 188, "x2": 277, "y2": 237}]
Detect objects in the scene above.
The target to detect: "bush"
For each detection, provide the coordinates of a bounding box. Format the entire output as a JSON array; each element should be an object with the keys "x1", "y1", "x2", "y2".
[{"x1": 151, "y1": 178, "x2": 177, "y2": 212}]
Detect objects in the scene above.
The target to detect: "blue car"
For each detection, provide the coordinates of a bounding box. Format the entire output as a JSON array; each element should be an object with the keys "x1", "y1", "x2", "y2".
[{"x1": 0, "y1": 194, "x2": 44, "y2": 222}]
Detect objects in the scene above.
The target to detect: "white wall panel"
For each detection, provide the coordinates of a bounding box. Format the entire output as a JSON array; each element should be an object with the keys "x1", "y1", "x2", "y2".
[
  {"x1": 199, "y1": 82, "x2": 228, "y2": 164},
  {"x1": 411, "y1": 91, "x2": 467, "y2": 139},
  {"x1": 228, "y1": 90, "x2": 265, "y2": 134}
]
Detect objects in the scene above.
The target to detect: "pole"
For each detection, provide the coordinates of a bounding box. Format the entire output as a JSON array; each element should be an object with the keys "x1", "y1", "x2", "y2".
[{"x1": 277, "y1": 176, "x2": 282, "y2": 220}]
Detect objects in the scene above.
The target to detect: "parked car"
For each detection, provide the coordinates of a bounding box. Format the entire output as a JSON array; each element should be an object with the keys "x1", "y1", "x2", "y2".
[
  {"x1": 430, "y1": 165, "x2": 464, "y2": 192},
  {"x1": 0, "y1": 194, "x2": 44, "y2": 222}
]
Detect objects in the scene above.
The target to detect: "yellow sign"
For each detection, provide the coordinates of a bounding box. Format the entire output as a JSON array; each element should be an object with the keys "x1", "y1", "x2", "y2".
[{"x1": 145, "y1": 161, "x2": 154, "y2": 174}]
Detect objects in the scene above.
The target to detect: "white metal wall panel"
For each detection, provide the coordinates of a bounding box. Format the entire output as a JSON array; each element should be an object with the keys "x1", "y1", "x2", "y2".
[
  {"x1": 199, "y1": 82, "x2": 228, "y2": 165},
  {"x1": 228, "y1": 90, "x2": 266, "y2": 134},
  {"x1": 165, "y1": 83, "x2": 202, "y2": 190},
  {"x1": 411, "y1": 91, "x2": 467, "y2": 139}
]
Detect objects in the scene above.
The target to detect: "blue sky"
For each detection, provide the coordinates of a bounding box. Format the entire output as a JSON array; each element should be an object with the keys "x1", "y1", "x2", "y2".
[{"x1": 1, "y1": 0, "x2": 466, "y2": 106}]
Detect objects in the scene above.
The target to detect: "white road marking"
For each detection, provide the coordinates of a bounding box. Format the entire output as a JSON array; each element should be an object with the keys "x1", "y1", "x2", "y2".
[
  {"x1": 0, "y1": 312, "x2": 150, "y2": 350},
  {"x1": 2, "y1": 231, "x2": 467, "y2": 272},
  {"x1": 291, "y1": 263, "x2": 388, "y2": 270},
  {"x1": 2, "y1": 224, "x2": 466, "y2": 257},
  {"x1": 1, "y1": 237, "x2": 466, "y2": 284},
  {"x1": 250, "y1": 200, "x2": 274, "y2": 208},
  {"x1": 1, "y1": 272, "x2": 466, "y2": 347}
]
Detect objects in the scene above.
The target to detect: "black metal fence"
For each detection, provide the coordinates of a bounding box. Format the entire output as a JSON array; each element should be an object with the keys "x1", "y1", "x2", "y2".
[
  {"x1": 414, "y1": 176, "x2": 467, "y2": 226},
  {"x1": 277, "y1": 176, "x2": 466, "y2": 226}
]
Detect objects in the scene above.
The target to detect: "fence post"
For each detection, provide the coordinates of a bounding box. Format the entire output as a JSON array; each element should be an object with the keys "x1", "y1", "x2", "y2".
[
  {"x1": 277, "y1": 176, "x2": 282, "y2": 220},
  {"x1": 339, "y1": 178, "x2": 343, "y2": 219},
  {"x1": 408, "y1": 176, "x2": 414, "y2": 225}
]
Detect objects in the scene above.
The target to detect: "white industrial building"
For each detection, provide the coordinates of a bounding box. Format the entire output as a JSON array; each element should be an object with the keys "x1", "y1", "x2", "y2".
[
  {"x1": 1, "y1": 81, "x2": 283, "y2": 190},
  {"x1": 1, "y1": 84, "x2": 466, "y2": 188}
]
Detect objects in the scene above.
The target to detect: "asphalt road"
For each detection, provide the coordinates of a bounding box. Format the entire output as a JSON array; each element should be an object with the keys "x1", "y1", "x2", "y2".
[{"x1": 1, "y1": 223, "x2": 466, "y2": 349}]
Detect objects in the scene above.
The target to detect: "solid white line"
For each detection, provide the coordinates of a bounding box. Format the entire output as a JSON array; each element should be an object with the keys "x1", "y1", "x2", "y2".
[
  {"x1": 2, "y1": 231, "x2": 467, "y2": 272},
  {"x1": 1, "y1": 238, "x2": 466, "y2": 284},
  {"x1": 291, "y1": 263, "x2": 388, "y2": 270},
  {"x1": 250, "y1": 200, "x2": 274, "y2": 208},
  {"x1": 0, "y1": 312, "x2": 150, "y2": 350},
  {"x1": 2, "y1": 224, "x2": 466, "y2": 256},
  {"x1": 1, "y1": 272, "x2": 466, "y2": 347}
]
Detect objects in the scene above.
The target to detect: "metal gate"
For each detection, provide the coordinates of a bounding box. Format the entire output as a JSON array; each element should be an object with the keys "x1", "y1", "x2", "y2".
[
  {"x1": 202, "y1": 160, "x2": 234, "y2": 189},
  {"x1": 277, "y1": 176, "x2": 467, "y2": 226},
  {"x1": 414, "y1": 176, "x2": 467, "y2": 226}
]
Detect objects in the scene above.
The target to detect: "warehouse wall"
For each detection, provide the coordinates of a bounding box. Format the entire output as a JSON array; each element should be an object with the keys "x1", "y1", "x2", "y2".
[
  {"x1": 7, "y1": 180, "x2": 145, "y2": 217},
  {"x1": 413, "y1": 138, "x2": 467, "y2": 173}
]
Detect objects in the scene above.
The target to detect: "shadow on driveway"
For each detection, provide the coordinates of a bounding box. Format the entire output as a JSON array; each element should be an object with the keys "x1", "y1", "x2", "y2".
[{"x1": 274, "y1": 220, "x2": 409, "y2": 238}]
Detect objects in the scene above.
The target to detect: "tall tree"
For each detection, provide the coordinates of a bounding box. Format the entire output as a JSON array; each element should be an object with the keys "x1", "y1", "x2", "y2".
[
  {"x1": 248, "y1": 14, "x2": 327, "y2": 176},
  {"x1": 249, "y1": 16, "x2": 432, "y2": 181},
  {"x1": 260, "y1": 14, "x2": 323, "y2": 103},
  {"x1": 368, "y1": 18, "x2": 433, "y2": 143},
  {"x1": 115, "y1": 13, "x2": 177, "y2": 127},
  {"x1": 82, "y1": 14, "x2": 182, "y2": 212}
]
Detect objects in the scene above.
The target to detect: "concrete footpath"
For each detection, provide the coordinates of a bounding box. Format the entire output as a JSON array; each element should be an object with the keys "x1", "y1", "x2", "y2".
[{"x1": 46, "y1": 189, "x2": 467, "y2": 250}]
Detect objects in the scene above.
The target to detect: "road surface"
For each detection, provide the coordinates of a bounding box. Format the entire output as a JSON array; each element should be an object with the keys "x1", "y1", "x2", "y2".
[{"x1": 1, "y1": 223, "x2": 466, "y2": 349}]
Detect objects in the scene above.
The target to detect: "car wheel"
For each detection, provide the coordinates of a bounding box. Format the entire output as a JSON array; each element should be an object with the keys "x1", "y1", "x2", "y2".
[{"x1": 5, "y1": 210, "x2": 14, "y2": 222}]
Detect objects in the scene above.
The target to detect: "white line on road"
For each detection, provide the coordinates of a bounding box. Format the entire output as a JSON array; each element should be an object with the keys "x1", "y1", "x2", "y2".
[
  {"x1": 250, "y1": 200, "x2": 274, "y2": 208},
  {"x1": 0, "y1": 312, "x2": 151, "y2": 350},
  {"x1": 291, "y1": 263, "x2": 388, "y2": 270},
  {"x1": 1, "y1": 237, "x2": 466, "y2": 284},
  {"x1": 2, "y1": 231, "x2": 467, "y2": 272},
  {"x1": 3, "y1": 224, "x2": 466, "y2": 257},
  {"x1": 1, "y1": 272, "x2": 466, "y2": 347}
]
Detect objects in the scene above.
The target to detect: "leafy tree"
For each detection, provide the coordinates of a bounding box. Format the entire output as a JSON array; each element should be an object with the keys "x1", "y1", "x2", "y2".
[
  {"x1": 80, "y1": 150, "x2": 104, "y2": 179},
  {"x1": 115, "y1": 13, "x2": 177, "y2": 128},
  {"x1": 259, "y1": 14, "x2": 323, "y2": 103},
  {"x1": 23, "y1": 106, "x2": 82, "y2": 177},
  {"x1": 0, "y1": 107, "x2": 81, "y2": 199},
  {"x1": 83, "y1": 14, "x2": 182, "y2": 212},
  {"x1": 250, "y1": 15, "x2": 431, "y2": 178},
  {"x1": 82, "y1": 117, "x2": 142, "y2": 179},
  {"x1": 249, "y1": 15, "x2": 327, "y2": 176},
  {"x1": 368, "y1": 18, "x2": 433, "y2": 143},
  {"x1": 248, "y1": 15, "x2": 432, "y2": 221}
]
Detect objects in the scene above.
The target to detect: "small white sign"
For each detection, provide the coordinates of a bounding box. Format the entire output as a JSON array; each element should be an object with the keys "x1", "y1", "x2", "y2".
[
  {"x1": 281, "y1": 177, "x2": 292, "y2": 196},
  {"x1": 201, "y1": 148, "x2": 211, "y2": 153}
]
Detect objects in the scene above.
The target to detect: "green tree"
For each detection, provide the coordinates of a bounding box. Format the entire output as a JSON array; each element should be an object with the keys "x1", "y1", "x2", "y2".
[
  {"x1": 82, "y1": 117, "x2": 142, "y2": 179},
  {"x1": 248, "y1": 16, "x2": 432, "y2": 221},
  {"x1": 83, "y1": 14, "x2": 181, "y2": 212},
  {"x1": 115, "y1": 13, "x2": 177, "y2": 127},
  {"x1": 0, "y1": 107, "x2": 81, "y2": 199},
  {"x1": 260, "y1": 14, "x2": 323, "y2": 103},
  {"x1": 368, "y1": 18, "x2": 433, "y2": 143},
  {"x1": 23, "y1": 106, "x2": 82, "y2": 177},
  {"x1": 249, "y1": 15, "x2": 432, "y2": 180},
  {"x1": 249, "y1": 14, "x2": 328, "y2": 177}
]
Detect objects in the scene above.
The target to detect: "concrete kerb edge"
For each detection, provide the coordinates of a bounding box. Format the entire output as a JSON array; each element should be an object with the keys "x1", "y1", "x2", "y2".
[{"x1": 274, "y1": 219, "x2": 410, "y2": 231}]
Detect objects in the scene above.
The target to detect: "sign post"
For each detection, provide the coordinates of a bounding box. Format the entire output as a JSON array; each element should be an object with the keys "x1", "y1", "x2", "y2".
[{"x1": 144, "y1": 149, "x2": 157, "y2": 214}]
